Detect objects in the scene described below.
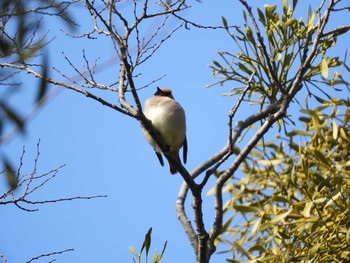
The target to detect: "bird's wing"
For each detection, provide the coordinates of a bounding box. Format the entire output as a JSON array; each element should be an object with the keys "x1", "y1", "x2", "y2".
[
  {"x1": 183, "y1": 136, "x2": 188, "y2": 164},
  {"x1": 155, "y1": 152, "x2": 164, "y2": 166}
]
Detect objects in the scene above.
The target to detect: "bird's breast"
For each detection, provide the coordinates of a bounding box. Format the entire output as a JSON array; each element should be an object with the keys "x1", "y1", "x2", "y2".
[{"x1": 144, "y1": 100, "x2": 186, "y2": 151}]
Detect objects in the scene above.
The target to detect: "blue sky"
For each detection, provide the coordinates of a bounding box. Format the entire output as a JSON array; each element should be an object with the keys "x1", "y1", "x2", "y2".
[{"x1": 1, "y1": 0, "x2": 349, "y2": 262}]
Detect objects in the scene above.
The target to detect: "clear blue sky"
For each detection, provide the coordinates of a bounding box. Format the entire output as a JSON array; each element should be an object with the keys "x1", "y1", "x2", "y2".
[{"x1": 1, "y1": 1, "x2": 349, "y2": 262}]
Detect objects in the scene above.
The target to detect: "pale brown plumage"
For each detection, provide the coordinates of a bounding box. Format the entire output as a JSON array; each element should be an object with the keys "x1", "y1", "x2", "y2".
[{"x1": 142, "y1": 87, "x2": 187, "y2": 174}]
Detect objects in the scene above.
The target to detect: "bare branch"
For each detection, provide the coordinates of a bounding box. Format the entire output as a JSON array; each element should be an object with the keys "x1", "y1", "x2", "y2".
[
  {"x1": 0, "y1": 252, "x2": 8, "y2": 263},
  {"x1": 0, "y1": 141, "x2": 107, "y2": 212},
  {"x1": 0, "y1": 63, "x2": 133, "y2": 117},
  {"x1": 26, "y1": 248, "x2": 74, "y2": 263},
  {"x1": 172, "y1": 13, "x2": 238, "y2": 30}
]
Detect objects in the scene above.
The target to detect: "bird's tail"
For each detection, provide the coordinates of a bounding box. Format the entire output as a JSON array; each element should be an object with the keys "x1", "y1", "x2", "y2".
[{"x1": 169, "y1": 150, "x2": 180, "y2": 175}]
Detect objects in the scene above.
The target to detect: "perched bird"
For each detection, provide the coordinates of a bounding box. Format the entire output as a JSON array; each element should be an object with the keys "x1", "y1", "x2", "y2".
[{"x1": 142, "y1": 87, "x2": 187, "y2": 174}]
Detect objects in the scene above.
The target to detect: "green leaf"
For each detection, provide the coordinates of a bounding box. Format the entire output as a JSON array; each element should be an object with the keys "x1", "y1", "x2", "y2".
[
  {"x1": 36, "y1": 54, "x2": 49, "y2": 103},
  {"x1": 282, "y1": 0, "x2": 288, "y2": 11},
  {"x1": 221, "y1": 215, "x2": 234, "y2": 234},
  {"x1": 4, "y1": 159, "x2": 18, "y2": 190},
  {"x1": 344, "y1": 107, "x2": 350, "y2": 125},
  {"x1": 313, "y1": 149, "x2": 330, "y2": 167},
  {"x1": 141, "y1": 227, "x2": 152, "y2": 258},
  {"x1": 242, "y1": 10, "x2": 247, "y2": 22},
  {"x1": 307, "y1": 6, "x2": 316, "y2": 33},
  {"x1": 287, "y1": 129, "x2": 312, "y2": 136},
  {"x1": 0, "y1": 39, "x2": 11, "y2": 56},
  {"x1": 346, "y1": 228, "x2": 350, "y2": 245},
  {"x1": 285, "y1": 18, "x2": 297, "y2": 28},
  {"x1": 258, "y1": 158, "x2": 285, "y2": 166},
  {"x1": 321, "y1": 57, "x2": 329, "y2": 78},
  {"x1": 248, "y1": 244, "x2": 266, "y2": 254},
  {"x1": 212, "y1": 60, "x2": 222, "y2": 68},
  {"x1": 292, "y1": 0, "x2": 298, "y2": 10},
  {"x1": 238, "y1": 62, "x2": 254, "y2": 75},
  {"x1": 302, "y1": 201, "x2": 313, "y2": 218},
  {"x1": 272, "y1": 195, "x2": 290, "y2": 204},
  {"x1": 151, "y1": 240, "x2": 167, "y2": 263},
  {"x1": 260, "y1": 222, "x2": 274, "y2": 232},
  {"x1": 313, "y1": 95, "x2": 327, "y2": 104},
  {"x1": 332, "y1": 118, "x2": 338, "y2": 140},
  {"x1": 251, "y1": 217, "x2": 262, "y2": 235},
  {"x1": 222, "y1": 16, "x2": 228, "y2": 28},
  {"x1": 340, "y1": 127, "x2": 350, "y2": 142},
  {"x1": 233, "y1": 241, "x2": 252, "y2": 258},
  {"x1": 309, "y1": 243, "x2": 321, "y2": 257},
  {"x1": 257, "y1": 8, "x2": 266, "y2": 26},
  {"x1": 245, "y1": 24, "x2": 255, "y2": 44},
  {"x1": 264, "y1": 5, "x2": 277, "y2": 18},
  {"x1": 159, "y1": 240, "x2": 167, "y2": 259},
  {"x1": 270, "y1": 209, "x2": 292, "y2": 223},
  {"x1": 233, "y1": 205, "x2": 259, "y2": 213},
  {"x1": 0, "y1": 102, "x2": 24, "y2": 133},
  {"x1": 128, "y1": 246, "x2": 139, "y2": 258}
]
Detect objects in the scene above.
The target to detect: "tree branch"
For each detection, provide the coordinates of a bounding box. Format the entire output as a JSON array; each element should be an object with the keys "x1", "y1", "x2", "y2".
[
  {"x1": 0, "y1": 141, "x2": 107, "y2": 212},
  {"x1": 26, "y1": 248, "x2": 74, "y2": 263},
  {"x1": 0, "y1": 63, "x2": 133, "y2": 117}
]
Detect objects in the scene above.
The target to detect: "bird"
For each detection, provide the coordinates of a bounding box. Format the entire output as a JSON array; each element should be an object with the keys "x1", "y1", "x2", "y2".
[{"x1": 142, "y1": 87, "x2": 187, "y2": 174}]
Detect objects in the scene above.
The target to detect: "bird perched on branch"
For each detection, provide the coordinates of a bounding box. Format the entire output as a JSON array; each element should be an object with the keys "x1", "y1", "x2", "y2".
[{"x1": 142, "y1": 87, "x2": 187, "y2": 174}]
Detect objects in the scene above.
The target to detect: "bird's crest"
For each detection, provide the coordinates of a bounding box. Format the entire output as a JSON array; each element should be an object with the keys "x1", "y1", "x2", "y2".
[{"x1": 155, "y1": 87, "x2": 174, "y2": 99}]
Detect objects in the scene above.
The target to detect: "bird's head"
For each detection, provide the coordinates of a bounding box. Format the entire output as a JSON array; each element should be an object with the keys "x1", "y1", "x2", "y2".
[{"x1": 155, "y1": 87, "x2": 175, "y2": 100}]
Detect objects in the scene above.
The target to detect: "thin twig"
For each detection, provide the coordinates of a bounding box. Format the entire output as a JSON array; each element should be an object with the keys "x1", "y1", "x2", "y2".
[{"x1": 26, "y1": 248, "x2": 74, "y2": 263}]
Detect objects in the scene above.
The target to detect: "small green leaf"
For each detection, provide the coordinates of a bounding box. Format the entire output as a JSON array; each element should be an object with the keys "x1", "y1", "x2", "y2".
[
  {"x1": 309, "y1": 243, "x2": 321, "y2": 257},
  {"x1": 159, "y1": 240, "x2": 167, "y2": 259},
  {"x1": 251, "y1": 217, "x2": 262, "y2": 235},
  {"x1": 264, "y1": 5, "x2": 277, "y2": 18},
  {"x1": 4, "y1": 160, "x2": 18, "y2": 190},
  {"x1": 222, "y1": 16, "x2": 228, "y2": 28},
  {"x1": 292, "y1": 0, "x2": 298, "y2": 10},
  {"x1": 0, "y1": 39, "x2": 11, "y2": 56},
  {"x1": 242, "y1": 10, "x2": 247, "y2": 22},
  {"x1": 258, "y1": 158, "x2": 284, "y2": 166},
  {"x1": 302, "y1": 201, "x2": 313, "y2": 218},
  {"x1": 313, "y1": 95, "x2": 326, "y2": 104},
  {"x1": 238, "y1": 62, "x2": 253, "y2": 75},
  {"x1": 285, "y1": 18, "x2": 297, "y2": 28},
  {"x1": 233, "y1": 205, "x2": 259, "y2": 213},
  {"x1": 141, "y1": 227, "x2": 152, "y2": 257},
  {"x1": 212, "y1": 60, "x2": 222, "y2": 68},
  {"x1": 257, "y1": 8, "x2": 266, "y2": 26},
  {"x1": 272, "y1": 195, "x2": 290, "y2": 204},
  {"x1": 282, "y1": 0, "x2": 288, "y2": 10},
  {"x1": 313, "y1": 149, "x2": 330, "y2": 167},
  {"x1": 270, "y1": 209, "x2": 292, "y2": 223},
  {"x1": 340, "y1": 127, "x2": 350, "y2": 142},
  {"x1": 248, "y1": 244, "x2": 266, "y2": 254},
  {"x1": 332, "y1": 118, "x2": 338, "y2": 140},
  {"x1": 321, "y1": 57, "x2": 329, "y2": 78},
  {"x1": 325, "y1": 192, "x2": 340, "y2": 207},
  {"x1": 287, "y1": 130, "x2": 312, "y2": 136},
  {"x1": 233, "y1": 241, "x2": 252, "y2": 258},
  {"x1": 307, "y1": 6, "x2": 316, "y2": 32},
  {"x1": 245, "y1": 24, "x2": 255, "y2": 44},
  {"x1": 128, "y1": 246, "x2": 139, "y2": 257},
  {"x1": 36, "y1": 54, "x2": 49, "y2": 103},
  {"x1": 0, "y1": 102, "x2": 24, "y2": 133}
]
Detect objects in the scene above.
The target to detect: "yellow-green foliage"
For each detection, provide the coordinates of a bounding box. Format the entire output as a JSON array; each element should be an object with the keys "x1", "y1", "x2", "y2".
[{"x1": 210, "y1": 1, "x2": 350, "y2": 262}]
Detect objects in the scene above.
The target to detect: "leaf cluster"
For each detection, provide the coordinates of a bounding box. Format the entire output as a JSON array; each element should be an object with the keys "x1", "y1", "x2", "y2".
[
  {"x1": 216, "y1": 99, "x2": 350, "y2": 262},
  {"x1": 210, "y1": 0, "x2": 344, "y2": 106},
  {"x1": 208, "y1": 0, "x2": 350, "y2": 262},
  {"x1": 129, "y1": 228, "x2": 167, "y2": 263}
]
